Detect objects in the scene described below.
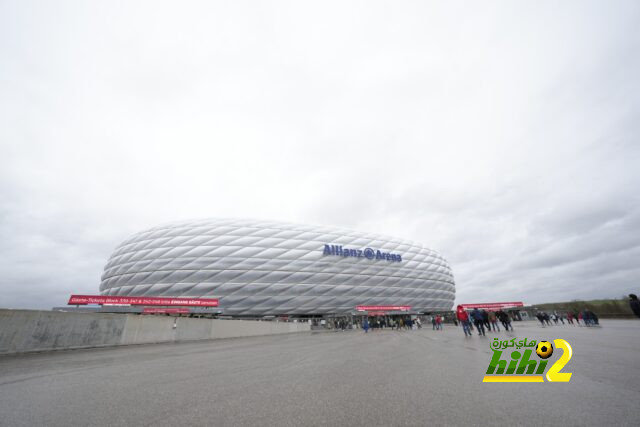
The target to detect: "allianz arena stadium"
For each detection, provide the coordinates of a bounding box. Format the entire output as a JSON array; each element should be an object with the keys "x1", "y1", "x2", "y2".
[{"x1": 100, "y1": 219, "x2": 455, "y2": 316}]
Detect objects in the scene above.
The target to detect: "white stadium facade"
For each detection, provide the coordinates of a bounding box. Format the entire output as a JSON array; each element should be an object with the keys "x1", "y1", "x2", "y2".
[{"x1": 100, "y1": 219, "x2": 455, "y2": 316}]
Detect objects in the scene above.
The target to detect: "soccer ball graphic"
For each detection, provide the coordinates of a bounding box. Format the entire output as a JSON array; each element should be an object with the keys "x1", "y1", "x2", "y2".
[{"x1": 536, "y1": 341, "x2": 554, "y2": 359}]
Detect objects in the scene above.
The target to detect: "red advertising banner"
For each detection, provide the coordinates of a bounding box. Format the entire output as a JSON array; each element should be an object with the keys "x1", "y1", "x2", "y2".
[
  {"x1": 68, "y1": 295, "x2": 219, "y2": 307},
  {"x1": 458, "y1": 302, "x2": 524, "y2": 310},
  {"x1": 356, "y1": 305, "x2": 411, "y2": 311},
  {"x1": 142, "y1": 308, "x2": 190, "y2": 314}
]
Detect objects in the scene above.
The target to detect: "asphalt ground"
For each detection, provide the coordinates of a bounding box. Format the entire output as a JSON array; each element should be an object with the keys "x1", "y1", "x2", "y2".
[{"x1": 0, "y1": 319, "x2": 638, "y2": 426}]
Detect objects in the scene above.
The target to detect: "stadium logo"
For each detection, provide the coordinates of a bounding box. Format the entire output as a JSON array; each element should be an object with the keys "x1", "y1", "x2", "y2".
[
  {"x1": 323, "y1": 245, "x2": 402, "y2": 262},
  {"x1": 483, "y1": 338, "x2": 573, "y2": 383}
]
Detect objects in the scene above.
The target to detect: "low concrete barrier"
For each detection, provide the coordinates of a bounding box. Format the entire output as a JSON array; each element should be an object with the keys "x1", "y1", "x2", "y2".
[{"x1": 0, "y1": 309, "x2": 310, "y2": 355}]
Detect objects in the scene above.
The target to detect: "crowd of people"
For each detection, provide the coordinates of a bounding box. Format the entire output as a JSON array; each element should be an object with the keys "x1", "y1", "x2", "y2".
[
  {"x1": 456, "y1": 308, "x2": 513, "y2": 337},
  {"x1": 431, "y1": 315, "x2": 444, "y2": 330},
  {"x1": 362, "y1": 316, "x2": 422, "y2": 332},
  {"x1": 307, "y1": 293, "x2": 640, "y2": 333},
  {"x1": 534, "y1": 310, "x2": 599, "y2": 326},
  {"x1": 325, "y1": 295, "x2": 640, "y2": 334}
]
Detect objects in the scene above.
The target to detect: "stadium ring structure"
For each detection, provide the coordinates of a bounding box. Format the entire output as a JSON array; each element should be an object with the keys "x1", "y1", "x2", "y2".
[{"x1": 100, "y1": 218, "x2": 455, "y2": 316}]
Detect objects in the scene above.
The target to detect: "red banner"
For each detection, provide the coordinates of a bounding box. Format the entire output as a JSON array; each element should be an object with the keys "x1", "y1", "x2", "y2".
[
  {"x1": 458, "y1": 302, "x2": 524, "y2": 310},
  {"x1": 68, "y1": 295, "x2": 219, "y2": 307},
  {"x1": 356, "y1": 305, "x2": 411, "y2": 311},
  {"x1": 142, "y1": 308, "x2": 190, "y2": 314}
]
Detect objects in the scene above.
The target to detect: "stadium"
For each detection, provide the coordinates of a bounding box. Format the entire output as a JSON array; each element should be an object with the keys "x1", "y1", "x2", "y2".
[{"x1": 99, "y1": 218, "x2": 455, "y2": 316}]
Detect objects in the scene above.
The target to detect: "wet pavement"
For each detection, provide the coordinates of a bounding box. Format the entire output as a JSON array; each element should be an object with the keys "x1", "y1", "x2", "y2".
[{"x1": 0, "y1": 319, "x2": 638, "y2": 426}]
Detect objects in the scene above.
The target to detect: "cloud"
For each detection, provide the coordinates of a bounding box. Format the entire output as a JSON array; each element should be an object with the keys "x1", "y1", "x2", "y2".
[{"x1": 1, "y1": 0, "x2": 639, "y2": 309}]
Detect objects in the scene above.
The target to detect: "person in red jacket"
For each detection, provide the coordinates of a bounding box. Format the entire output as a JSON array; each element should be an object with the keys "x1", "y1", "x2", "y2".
[
  {"x1": 567, "y1": 311, "x2": 574, "y2": 325},
  {"x1": 457, "y1": 309, "x2": 472, "y2": 336}
]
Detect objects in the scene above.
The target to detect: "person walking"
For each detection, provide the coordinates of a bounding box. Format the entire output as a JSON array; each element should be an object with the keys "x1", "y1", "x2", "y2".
[
  {"x1": 497, "y1": 310, "x2": 512, "y2": 331},
  {"x1": 457, "y1": 309, "x2": 472, "y2": 337},
  {"x1": 488, "y1": 311, "x2": 500, "y2": 332},
  {"x1": 567, "y1": 311, "x2": 574, "y2": 324},
  {"x1": 363, "y1": 319, "x2": 370, "y2": 333},
  {"x1": 481, "y1": 310, "x2": 491, "y2": 332},
  {"x1": 629, "y1": 294, "x2": 640, "y2": 318},
  {"x1": 496, "y1": 310, "x2": 507, "y2": 331},
  {"x1": 471, "y1": 308, "x2": 485, "y2": 336}
]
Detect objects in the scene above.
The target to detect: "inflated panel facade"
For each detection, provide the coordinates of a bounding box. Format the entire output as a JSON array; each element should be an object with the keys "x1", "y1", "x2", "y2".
[{"x1": 100, "y1": 219, "x2": 455, "y2": 315}]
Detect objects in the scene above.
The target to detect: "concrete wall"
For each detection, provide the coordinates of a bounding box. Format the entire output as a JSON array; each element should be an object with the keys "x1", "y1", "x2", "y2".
[{"x1": 0, "y1": 309, "x2": 310, "y2": 355}]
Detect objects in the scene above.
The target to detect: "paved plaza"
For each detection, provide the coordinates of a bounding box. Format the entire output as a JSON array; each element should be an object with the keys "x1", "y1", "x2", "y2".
[{"x1": 0, "y1": 319, "x2": 638, "y2": 426}]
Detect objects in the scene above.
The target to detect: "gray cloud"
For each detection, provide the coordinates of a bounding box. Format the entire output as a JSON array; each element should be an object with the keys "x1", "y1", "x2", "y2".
[{"x1": 1, "y1": 1, "x2": 640, "y2": 309}]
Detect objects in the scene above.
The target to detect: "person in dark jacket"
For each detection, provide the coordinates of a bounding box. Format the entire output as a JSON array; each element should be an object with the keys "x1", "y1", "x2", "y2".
[
  {"x1": 496, "y1": 310, "x2": 512, "y2": 331},
  {"x1": 471, "y1": 308, "x2": 486, "y2": 336},
  {"x1": 481, "y1": 310, "x2": 491, "y2": 331},
  {"x1": 629, "y1": 294, "x2": 640, "y2": 318}
]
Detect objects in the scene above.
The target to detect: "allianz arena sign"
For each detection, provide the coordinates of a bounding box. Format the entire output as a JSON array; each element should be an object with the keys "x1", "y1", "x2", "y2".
[{"x1": 323, "y1": 244, "x2": 402, "y2": 262}]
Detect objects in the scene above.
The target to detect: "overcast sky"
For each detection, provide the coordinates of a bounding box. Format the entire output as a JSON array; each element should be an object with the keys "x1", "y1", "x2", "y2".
[{"x1": 1, "y1": 1, "x2": 639, "y2": 310}]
